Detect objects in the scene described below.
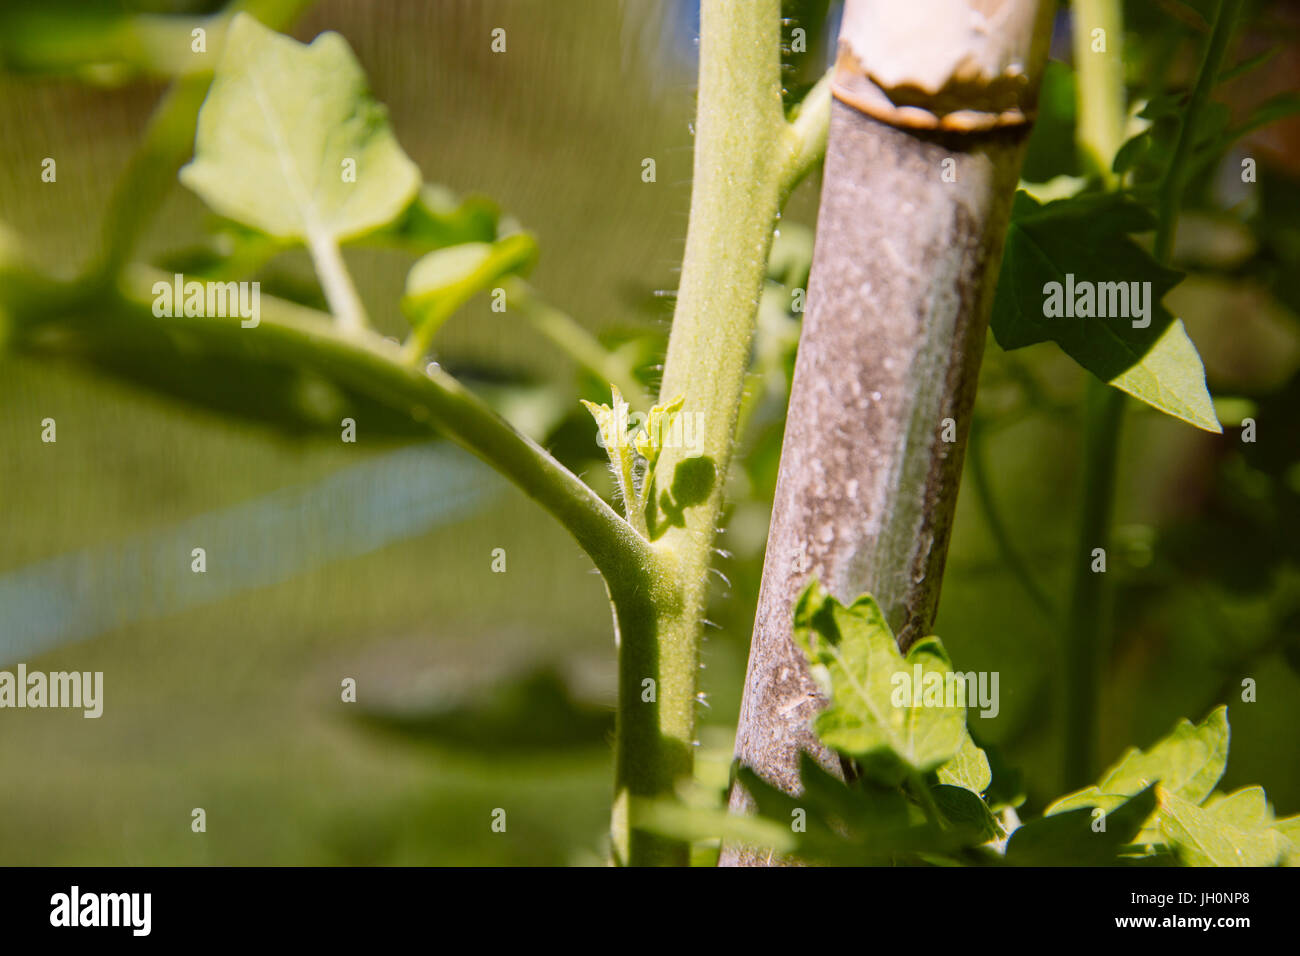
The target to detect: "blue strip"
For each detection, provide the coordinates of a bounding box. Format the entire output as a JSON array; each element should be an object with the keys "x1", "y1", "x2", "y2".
[{"x1": 0, "y1": 442, "x2": 494, "y2": 664}]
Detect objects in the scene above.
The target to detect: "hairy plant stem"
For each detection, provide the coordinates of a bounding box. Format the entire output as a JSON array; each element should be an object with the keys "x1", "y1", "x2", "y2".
[
  {"x1": 610, "y1": 0, "x2": 789, "y2": 866},
  {"x1": 30, "y1": 0, "x2": 825, "y2": 867},
  {"x1": 42, "y1": 267, "x2": 659, "y2": 591}
]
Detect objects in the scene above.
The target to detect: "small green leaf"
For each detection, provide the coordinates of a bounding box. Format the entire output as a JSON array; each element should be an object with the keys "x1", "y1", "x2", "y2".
[
  {"x1": 1045, "y1": 786, "x2": 1128, "y2": 817},
  {"x1": 579, "y1": 385, "x2": 631, "y2": 456},
  {"x1": 991, "y1": 192, "x2": 1220, "y2": 433},
  {"x1": 1277, "y1": 815, "x2": 1300, "y2": 867},
  {"x1": 1202, "y1": 786, "x2": 1274, "y2": 831},
  {"x1": 1007, "y1": 786, "x2": 1158, "y2": 866},
  {"x1": 733, "y1": 756, "x2": 960, "y2": 865},
  {"x1": 1158, "y1": 788, "x2": 1285, "y2": 867},
  {"x1": 633, "y1": 394, "x2": 684, "y2": 468},
  {"x1": 1047, "y1": 707, "x2": 1230, "y2": 818},
  {"x1": 794, "y1": 581, "x2": 966, "y2": 786},
  {"x1": 937, "y1": 731, "x2": 992, "y2": 796},
  {"x1": 580, "y1": 384, "x2": 641, "y2": 529},
  {"x1": 1106, "y1": 318, "x2": 1221, "y2": 432},
  {"x1": 1097, "y1": 706, "x2": 1229, "y2": 806},
  {"x1": 931, "y1": 784, "x2": 1001, "y2": 843},
  {"x1": 180, "y1": 14, "x2": 420, "y2": 244},
  {"x1": 402, "y1": 233, "x2": 538, "y2": 334}
]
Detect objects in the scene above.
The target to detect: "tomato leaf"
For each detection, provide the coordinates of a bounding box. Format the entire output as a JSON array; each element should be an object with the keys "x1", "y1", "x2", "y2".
[
  {"x1": 180, "y1": 13, "x2": 420, "y2": 245},
  {"x1": 991, "y1": 192, "x2": 1220, "y2": 432}
]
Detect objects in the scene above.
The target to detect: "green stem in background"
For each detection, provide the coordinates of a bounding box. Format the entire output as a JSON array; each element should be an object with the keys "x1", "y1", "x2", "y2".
[
  {"x1": 1071, "y1": 0, "x2": 1126, "y2": 185},
  {"x1": 1062, "y1": 0, "x2": 1241, "y2": 791},
  {"x1": 503, "y1": 277, "x2": 649, "y2": 409},
  {"x1": 1062, "y1": 378, "x2": 1125, "y2": 790},
  {"x1": 1063, "y1": 0, "x2": 1130, "y2": 791},
  {"x1": 102, "y1": 266, "x2": 656, "y2": 589},
  {"x1": 968, "y1": 420, "x2": 1057, "y2": 622},
  {"x1": 612, "y1": 0, "x2": 789, "y2": 866},
  {"x1": 780, "y1": 68, "x2": 832, "y2": 199},
  {"x1": 1154, "y1": 0, "x2": 1243, "y2": 263}
]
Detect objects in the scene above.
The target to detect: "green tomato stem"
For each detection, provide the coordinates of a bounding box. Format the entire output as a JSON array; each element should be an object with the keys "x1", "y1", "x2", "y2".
[{"x1": 611, "y1": 0, "x2": 790, "y2": 866}]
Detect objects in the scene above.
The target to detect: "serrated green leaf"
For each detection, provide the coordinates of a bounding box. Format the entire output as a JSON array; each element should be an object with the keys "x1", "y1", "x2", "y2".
[
  {"x1": 1277, "y1": 815, "x2": 1300, "y2": 867},
  {"x1": 402, "y1": 233, "x2": 538, "y2": 333},
  {"x1": 1099, "y1": 706, "x2": 1229, "y2": 805},
  {"x1": 937, "y1": 731, "x2": 992, "y2": 796},
  {"x1": 991, "y1": 192, "x2": 1220, "y2": 433},
  {"x1": 1158, "y1": 788, "x2": 1285, "y2": 867},
  {"x1": 180, "y1": 14, "x2": 420, "y2": 244},
  {"x1": 1007, "y1": 786, "x2": 1158, "y2": 866},
  {"x1": 1047, "y1": 707, "x2": 1230, "y2": 820},
  {"x1": 794, "y1": 581, "x2": 966, "y2": 786},
  {"x1": 1045, "y1": 786, "x2": 1129, "y2": 816},
  {"x1": 1202, "y1": 786, "x2": 1274, "y2": 831},
  {"x1": 732, "y1": 757, "x2": 966, "y2": 865},
  {"x1": 634, "y1": 394, "x2": 685, "y2": 467}
]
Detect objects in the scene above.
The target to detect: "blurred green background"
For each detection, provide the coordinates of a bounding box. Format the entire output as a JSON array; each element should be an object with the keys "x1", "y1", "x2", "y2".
[{"x1": 1, "y1": 0, "x2": 1298, "y2": 865}]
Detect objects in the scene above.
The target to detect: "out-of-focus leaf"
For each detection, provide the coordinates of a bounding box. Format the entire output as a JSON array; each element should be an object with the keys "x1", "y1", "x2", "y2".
[
  {"x1": 1218, "y1": 46, "x2": 1280, "y2": 84},
  {"x1": 354, "y1": 668, "x2": 613, "y2": 754},
  {"x1": 402, "y1": 234, "x2": 538, "y2": 335},
  {"x1": 765, "y1": 222, "x2": 814, "y2": 287},
  {"x1": 937, "y1": 731, "x2": 992, "y2": 796},
  {"x1": 932, "y1": 784, "x2": 1001, "y2": 843},
  {"x1": 0, "y1": 9, "x2": 216, "y2": 81},
  {"x1": 180, "y1": 14, "x2": 420, "y2": 244},
  {"x1": 375, "y1": 185, "x2": 501, "y2": 255},
  {"x1": 1022, "y1": 60, "x2": 1081, "y2": 183},
  {"x1": 1006, "y1": 786, "x2": 1158, "y2": 866}
]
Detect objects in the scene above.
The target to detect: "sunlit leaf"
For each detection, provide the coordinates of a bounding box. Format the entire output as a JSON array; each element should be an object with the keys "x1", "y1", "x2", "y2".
[
  {"x1": 180, "y1": 14, "x2": 420, "y2": 244},
  {"x1": 794, "y1": 581, "x2": 966, "y2": 786},
  {"x1": 991, "y1": 192, "x2": 1220, "y2": 432}
]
